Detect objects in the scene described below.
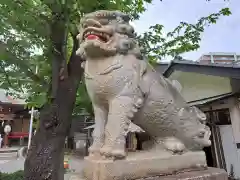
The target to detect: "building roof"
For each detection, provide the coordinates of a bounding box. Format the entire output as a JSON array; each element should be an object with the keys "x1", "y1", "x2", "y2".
[
  {"x1": 154, "y1": 62, "x2": 169, "y2": 73},
  {"x1": 162, "y1": 59, "x2": 240, "y2": 79},
  {"x1": 188, "y1": 92, "x2": 238, "y2": 106},
  {"x1": 200, "y1": 52, "x2": 240, "y2": 56}
]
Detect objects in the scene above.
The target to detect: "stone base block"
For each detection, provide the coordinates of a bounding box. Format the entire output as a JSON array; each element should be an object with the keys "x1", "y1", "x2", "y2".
[
  {"x1": 136, "y1": 168, "x2": 228, "y2": 180},
  {"x1": 83, "y1": 151, "x2": 212, "y2": 180}
]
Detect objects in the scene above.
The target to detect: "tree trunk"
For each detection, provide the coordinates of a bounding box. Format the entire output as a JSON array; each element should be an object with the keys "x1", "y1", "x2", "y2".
[
  {"x1": 24, "y1": 8, "x2": 83, "y2": 179},
  {"x1": 24, "y1": 74, "x2": 82, "y2": 180}
]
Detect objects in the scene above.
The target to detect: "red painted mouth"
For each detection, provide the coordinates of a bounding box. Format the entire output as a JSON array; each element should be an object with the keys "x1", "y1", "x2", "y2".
[
  {"x1": 86, "y1": 34, "x2": 99, "y2": 40},
  {"x1": 84, "y1": 30, "x2": 109, "y2": 42}
]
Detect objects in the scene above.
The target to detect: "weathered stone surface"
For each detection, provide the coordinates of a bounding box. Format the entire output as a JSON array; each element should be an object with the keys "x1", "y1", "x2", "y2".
[
  {"x1": 67, "y1": 173, "x2": 83, "y2": 180},
  {"x1": 83, "y1": 151, "x2": 209, "y2": 180},
  {"x1": 136, "y1": 168, "x2": 228, "y2": 180},
  {"x1": 76, "y1": 10, "x2": 215, "y2": 180},
  {"x1": 77, "y1": 10, "x2": 211, "y2": 160}
]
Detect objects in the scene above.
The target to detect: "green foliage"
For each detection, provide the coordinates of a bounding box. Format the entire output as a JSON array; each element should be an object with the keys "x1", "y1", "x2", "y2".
[
  {"x1": 137, "y1": 8, "x2": 231, "y2": 63},
  {"x1": 74, "y1": 82, "x2": 93, "y2": 116},
  {"x1": 0, "y1": 0, "x2": 232, "y2": 116},
  {"x1": 0, "y1": 0, "x2": 153, "y2": 112},
  {"x1": 0, "y1": 170, "x2": 24, "y2": 180}
]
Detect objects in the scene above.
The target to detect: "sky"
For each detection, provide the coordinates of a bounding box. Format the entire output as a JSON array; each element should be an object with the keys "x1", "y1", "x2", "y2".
[{"x1": 133, "y1": 0, "x2": 240, "y2": 61}]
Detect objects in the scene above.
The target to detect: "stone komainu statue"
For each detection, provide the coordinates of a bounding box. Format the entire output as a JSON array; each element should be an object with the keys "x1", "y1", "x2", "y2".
[{"x1": 76, "y1": 10, "x2": 211, "y2": 160}]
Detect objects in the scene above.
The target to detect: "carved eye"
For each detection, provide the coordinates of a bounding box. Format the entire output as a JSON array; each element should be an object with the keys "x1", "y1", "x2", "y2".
[
  {"x1": 96, "y1": 13, "x2": 102, "y2": 17},
  {"x1": 121, "y1": 26, "x2": 127, "y2": 32},
  {"x1": 198, "y1": 131, "x2": 205, "y2": 138},
  {"x1": 99, "y1": 19, "x2": 109, "y2": 25},
  {"x1": 83, "y1": 24, "x2": 88, "y2": 29},
  {"x1": 121, "y1": 26, "x2": 127, "y2": 31}
]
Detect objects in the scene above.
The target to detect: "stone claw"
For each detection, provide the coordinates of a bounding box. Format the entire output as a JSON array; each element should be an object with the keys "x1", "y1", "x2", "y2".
[
  {"x1": 100, "y1": 145, "x2": 126, "y2": 159},
  {"x1": 111, "y1": 149, "x2": 126, "y2": 159},
  {"x1": 100, "y1": 145, "x2": 112, "y2": 157}
]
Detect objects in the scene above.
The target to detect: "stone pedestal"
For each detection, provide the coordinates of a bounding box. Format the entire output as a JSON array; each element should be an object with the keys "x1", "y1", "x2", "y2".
[
  {"x1": 68, "y1": 168, "x2": 227, "y2": 180},
  {"x1": 136, "y1": 168, "x2": 228, "y2": 180},
  {"x1": 82, "y1": 151, "x2": 218, "y2": 180}
]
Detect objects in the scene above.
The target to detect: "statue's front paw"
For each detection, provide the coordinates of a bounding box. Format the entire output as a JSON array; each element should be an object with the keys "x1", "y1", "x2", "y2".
[
  {"x1": 111, "y1": 149, "x2": 126, "y2": 159},
  {"x1": 164, "y1": 137, "x2": 185, "y2": 154},
  {"x1": 100, "y1": 144, "x2": 126, "y2": 159},
  {"x1": 100, "y1": 145, "x2": 112, "y2": 157}
]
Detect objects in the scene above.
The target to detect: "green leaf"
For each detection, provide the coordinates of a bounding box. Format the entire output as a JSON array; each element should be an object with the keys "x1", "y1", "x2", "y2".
[{"x1": 137, "y1": 7, "x2": 231, "y2": 61}]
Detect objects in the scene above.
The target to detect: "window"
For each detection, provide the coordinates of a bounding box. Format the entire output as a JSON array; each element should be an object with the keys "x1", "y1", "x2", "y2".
[
  {"x1": 214, "y1": 109, "x2": 231, "y2": 125},
  {"x1": 204, "y1": 109, "x2": 231, "y2": 125}
]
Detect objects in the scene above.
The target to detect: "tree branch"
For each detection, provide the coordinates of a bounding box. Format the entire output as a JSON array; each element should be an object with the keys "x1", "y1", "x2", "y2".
[
  {"x1": 39, "y1": 0, "x2": 62, "y2": 13},
  {"x1": 0, "y1": 62, "x2": 14, "y2": 88},
  {"x1": 14, "y1": 0, "x2": 50, "y2": 22},
  {"x1": 0, "y1": 41, "x2": 48, "y2": 87},
  {"x1": 68, "y1": 30, "x2": 83, "y2": 78}
]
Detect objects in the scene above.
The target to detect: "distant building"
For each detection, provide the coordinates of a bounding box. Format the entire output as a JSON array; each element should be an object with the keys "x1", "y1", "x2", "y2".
[
  {"x1": 160, "y1": 57, "x2": 240, "y2": 177},
  {"x1": 0, "y1": 89, "x2": 30, "y2": 146},
  {"x1": 154, "y1": 62, "x2": 169, "y2": 73},
  {"x1": 198, "y1": 52, "x2": 240, "y2": 64}
]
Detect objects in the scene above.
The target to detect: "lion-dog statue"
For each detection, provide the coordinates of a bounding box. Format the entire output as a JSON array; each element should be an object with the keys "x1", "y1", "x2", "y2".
[{"x1": 76, "y1": 10, "x2": 211, "y2": 160}]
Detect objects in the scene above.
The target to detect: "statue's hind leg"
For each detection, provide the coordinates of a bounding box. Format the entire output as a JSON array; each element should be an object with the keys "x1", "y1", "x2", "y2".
[{"x1": 143, "y1": 137, "x2": 186, "y2": 154}]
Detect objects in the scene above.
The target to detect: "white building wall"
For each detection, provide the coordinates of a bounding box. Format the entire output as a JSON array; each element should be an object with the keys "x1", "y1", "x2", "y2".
[
  {"x1": 201, "y1": 98, "x2": 240, "y2": 177},
  {"x1": 229, "y1": 99, "x2": 240, "y2": 143},
  {"x1": 219, "y1": 125, "x2": 240, "y2": 177},
  {"x1": 229, "y1": 99, "x2": 240, "y2": 175},
  {"x1": 169, "y1": 71, "x2": 232, "y2": 102}
]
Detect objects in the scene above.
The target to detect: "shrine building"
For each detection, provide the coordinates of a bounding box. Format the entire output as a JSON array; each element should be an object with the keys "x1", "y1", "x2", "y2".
[{"x1": 0, "y1": 89, "x2": 30, "y2": 146}]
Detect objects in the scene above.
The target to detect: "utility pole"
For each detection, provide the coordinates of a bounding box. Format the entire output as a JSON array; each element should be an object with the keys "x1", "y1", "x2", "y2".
[{"x1": 27, "y1": 65, "x2": 38, "y2": 150}]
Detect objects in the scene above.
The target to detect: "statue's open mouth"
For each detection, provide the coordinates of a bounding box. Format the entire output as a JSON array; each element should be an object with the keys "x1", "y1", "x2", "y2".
[{"x1": 83, "y1": 29, "x2": 111, "y2": 43}]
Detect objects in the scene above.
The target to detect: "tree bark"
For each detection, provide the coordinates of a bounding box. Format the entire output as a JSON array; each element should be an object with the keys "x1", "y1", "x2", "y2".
[
  {"x1": 24, "y1": 72, "x2": 82, "y2": 180},
  {"x1": 24, "y1": 7, "x2": 83, "y2": 180}
]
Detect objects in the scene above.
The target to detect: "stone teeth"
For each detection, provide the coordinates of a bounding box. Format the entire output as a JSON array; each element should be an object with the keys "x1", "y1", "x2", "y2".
[
  {"x1": 83, "y1": 30, "x2": 110, "y2": 41},
  {"x1": 85, "y1": 32, "x2": 90, "y2": 36}
]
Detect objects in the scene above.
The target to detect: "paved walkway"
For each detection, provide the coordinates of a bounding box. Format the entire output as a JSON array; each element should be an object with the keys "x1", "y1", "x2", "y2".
[
  {"x1": 0, "y1": 146, "x2": 21, "y2": 152},
  {"x1": 0, "y1": 160, "x2": 10, "y2": 164},
  {"x1": 0, "y1": 146, "x2": 21, "y2": 168},
  {"x1": 0, "y1": 155, "x2": 84, "y2": 179},
  {"x1": 0, "y1": 147, "x2": 20, "y2": 152},
  {"x1": 0, "y1": 158, "x2": 24, "y2": 173}
]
